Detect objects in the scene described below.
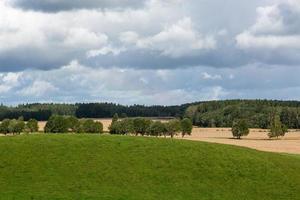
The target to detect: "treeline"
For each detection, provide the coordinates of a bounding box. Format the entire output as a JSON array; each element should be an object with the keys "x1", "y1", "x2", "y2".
[
  {"x1": 0, "y1": 102, "x2": 194, "y2": 121},
  {"x1": 0, "y1": 114, "x2": 193, "y2": 137},
  {"x1": 109, "y1": 114, "x2": 193, "y2": 138},
  {"x1": 185, "y1": 100, "x2": 300, "y2": 128},
  {"x1": 0, "y1": 118, "x2": 38, "y2": 135},
  {"x1": 0, "y1": 116, "x2": 104, "y2": 135}
]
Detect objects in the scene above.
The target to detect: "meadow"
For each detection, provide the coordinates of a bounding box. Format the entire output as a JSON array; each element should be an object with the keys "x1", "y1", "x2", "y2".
[
  {"x1": 37, "y1": 119, "x2": 300, "y2": 154},
  {"x1": 0, "y1": 135, "x2": 300, "y2": 200}
]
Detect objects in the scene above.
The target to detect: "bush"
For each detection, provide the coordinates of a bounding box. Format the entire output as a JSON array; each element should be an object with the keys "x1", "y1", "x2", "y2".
[
  {"x1": 165, "y1": 119, "x2": 181, "y2": 138},
  {"x1": 181, "y1": 118, "x2": 193, "y2": 137},
  {"x1": 147, "y1": 121, "x2": 166, "y2": 137},
  {"x1": 232, "y1": 119, "x2": 249, "y2": 139},
  {"x1": 82, "y1": 119, "x2": 103, "y2": 134},
  {"x1": 109, "y1": 118, "x2": 134, "y2": 135},
  {"x1": 133, "y1": 118, "x2": 151, "y2": 136},
  {"x1": 66, "y1": 116, "x2": 80, "y2": 132},
  {"x1": 44, "y1": 115, "x2": 68, "y2": 133},
  {"x1": 26, "y1": 119, "x2": 39, "y2": 133},
  {"x1": 268, "y1": 115, "x2": 288, "y2": 139},
  {"x1": 0, "y1": 119, "x2": 10, "y2": 135}
]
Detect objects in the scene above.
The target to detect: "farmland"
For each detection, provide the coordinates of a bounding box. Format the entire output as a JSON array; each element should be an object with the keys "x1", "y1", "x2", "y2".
[
  {"x1": 0, "y1": 135, "x2": 300, "y2": 200},
  {"x1": 33, "y1": 119, "x2": 300, "y2": 154}
]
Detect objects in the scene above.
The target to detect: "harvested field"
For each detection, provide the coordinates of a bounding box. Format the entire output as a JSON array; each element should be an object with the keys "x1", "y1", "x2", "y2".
[{"x1": 183, "y1": 128, "x2": 300, "y2": 154}]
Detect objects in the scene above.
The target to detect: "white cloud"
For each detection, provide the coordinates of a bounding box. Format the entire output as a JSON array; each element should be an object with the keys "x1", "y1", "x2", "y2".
[
  {"x1": 127, "y1": 18, "x2": 216, "y2": 58},
  {"x1": 0, "y1": 72, "x2": 21, "y2": 93},
  {"x1": 86, "y1": 46, "x2": 126, "y2": 58},
  {"x1": 201, "y1": 72, "x2": 222, "y2": 80},
  {"x1": 19, "y1": 80, "x2": 58, "y2": 97},
  {"x1": 236, "y1": 0, "x2": 300, "y2": 50}
]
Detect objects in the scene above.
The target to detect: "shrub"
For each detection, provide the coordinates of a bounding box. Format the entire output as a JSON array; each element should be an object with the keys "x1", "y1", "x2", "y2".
[
  {"x1": 147, "y1": 121, "x2": 165, "y2": 137},
  {"x1": 268, "y1": 115, "x2": 288, "y2": 139},
  {"x1": 181, "y1": 118, "x2": 193, "y2": 137},
  {"x1": 165, "y1": 119, "x2": 181, "y2": 138},
  {"x1": 0, "y1": 119, "x2": 10, "y2": 135},
  {"x1": 8, "y1": 118, "x2": 25, "y2": 135},
  {"x1": 232, "y1": 119, "x2": 249, "y2": 139},
  {"x1": 133, "y1": 118, "x2": 151, "y2": 136},
  {"x1": 44, "y1": 115, "x2": 68, "y2": 133},
  {"x1": 66, "y1": 116, "x2": 80, "y2": 132},
  {"x1": 82, "y1": 119, "x2": 103, "y2": 134},
  {"x1": 26, "y1": 119, "x2": 39, "y2": 133},
  {"x1": 109, "y1": 119, "x2": 134, "y2": 135}
]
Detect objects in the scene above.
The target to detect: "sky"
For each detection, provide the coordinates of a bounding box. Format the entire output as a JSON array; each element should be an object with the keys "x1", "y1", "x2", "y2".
[{"x1": 0, "y1": 0, "x2": 300, "y2": 105}]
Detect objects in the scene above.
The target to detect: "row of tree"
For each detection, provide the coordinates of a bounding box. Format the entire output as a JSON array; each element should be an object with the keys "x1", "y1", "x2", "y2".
[
  {"x1": 44, "y1": 116, "x2": 103, "y2": 134},
  {"x1": 109, "y1": 114, "x2": 193, "y2": 138},
  {"x1": 0, "y1": 118, "x2": 38, "y2": 135},
  {"x1": 232, "y1": 114, "x2": 288, "y2": 139}
]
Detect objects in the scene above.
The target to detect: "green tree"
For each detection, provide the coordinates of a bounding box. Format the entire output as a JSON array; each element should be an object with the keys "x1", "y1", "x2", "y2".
[
  {"x1": 8, "y1": 119, "x2": 25, "y2": 135},
  {"x1": 133, "y1": 118, "x2": 151, "y2": 136},
  {"x1": 112, "y1": 113, "x2": 119, "y2": 124},
  {"x1": 181, "y1": 118, "x2": 193, "y2": 138},
  {"x1": 147, "y1": 121, "x2": 165, "y2": 137},
  {"x1": 0, "y1": 119, "x2": 10, "y2": 135},
  {"x1": 232, "y1": 119, "x2": 249, "y2": 139},
  {"x1": 269, "y1": 115, "x2": 288, "y2": 139},
  {"x1": 66, "y1": 116, "x2": 80, "y2": 132},
  {"x1": 26, "y1": 119, "x2": 39, "y2": 133},
  {"x1": 44, "y1": 115, "x2": 68, "y2": 133},
  {"x1": 165, "y1": 119, "x2": 181, "y2": 138},
  {"x1": 82, "y1": 119, "x2": 103, "y2": 134}
]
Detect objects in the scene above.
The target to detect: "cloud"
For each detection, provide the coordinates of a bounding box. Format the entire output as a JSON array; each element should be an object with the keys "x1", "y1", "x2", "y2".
[
  {"x1": 236, "y1": 0, "x2": 300, "y2": 49},
  {"x1": 201, "y1": 72, "x2": 222, "y2": 80},
  {"x1": 7, "y1": 0, "x2": 146, "y2": 12},
  {"x1": 124, "y1": 18, "x2": 216, "y2": 58},
  {"x1": 19, "y1": 80, "x2": 58, "y2": 97},
  {"x1": 0, "y1": 72, "x2": 21, "y2": 93}
]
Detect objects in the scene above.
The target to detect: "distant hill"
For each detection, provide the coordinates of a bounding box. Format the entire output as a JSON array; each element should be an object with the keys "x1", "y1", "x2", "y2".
[{"x1": 185, "y1": 100, "x2": 300, "y2": 128}]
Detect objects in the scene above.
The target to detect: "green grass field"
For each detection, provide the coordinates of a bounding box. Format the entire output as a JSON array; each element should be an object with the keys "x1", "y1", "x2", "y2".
[{"x1": 0, "y1": 135, "x2": 300, "y2": 200}]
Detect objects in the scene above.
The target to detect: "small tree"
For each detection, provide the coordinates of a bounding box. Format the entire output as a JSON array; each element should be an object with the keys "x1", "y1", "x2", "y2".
[
  {"x1": 112, "y1": 113, "x2": 119, "y2": 124},
  {"x1": 268, "y1": 115, "x2": 288, "y2": 139},
  {"x1": 0, "y1": 119, "x2": 10, "y2": 135},
  {"x1": 232, "y1": 119, "x2": 249, "y2": 139},
  {"x1": 147, "y1": 121, "x2": 165, "y2": 137},
  {"x1": 8, "y1": 119, "x2": 25, "y2": 135},
  {"x1": 181, "y1": 118, "x2": 193, "y2": 138},
  {"x1": 133, "y1": 118, "x2": 151, "y2": 136},
  {"x1": 26, "y1": 119, "x2": 39, "y2": 133},
  {"x1": 66, "y1": 116, "x2": 80, "y2": 132},
  {"x1": 82, "y1": 119, "x2": 103, "y2": 134},
  {"x1": 165, "y1": 119, "x2": 181, "y2": 138},
  {"x1": 44, "y1": 115, "x2": 68, "y2": 133}
]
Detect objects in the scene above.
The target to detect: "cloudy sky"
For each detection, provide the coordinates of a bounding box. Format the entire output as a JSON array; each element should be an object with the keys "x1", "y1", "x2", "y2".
[{"x1": 0, "y1": 0, "x2": 299, "y2": 105}]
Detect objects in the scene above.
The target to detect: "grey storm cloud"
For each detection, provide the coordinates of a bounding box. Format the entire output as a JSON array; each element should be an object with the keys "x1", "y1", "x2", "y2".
[{"x1": 9, "y1": 0, "x2": 146, "y2": 12}]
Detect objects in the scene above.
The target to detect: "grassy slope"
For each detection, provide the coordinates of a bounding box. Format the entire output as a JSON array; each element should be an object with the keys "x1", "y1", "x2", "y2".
[{"x1": 0, "y1": 135, "x2": 299, "y2": 200}]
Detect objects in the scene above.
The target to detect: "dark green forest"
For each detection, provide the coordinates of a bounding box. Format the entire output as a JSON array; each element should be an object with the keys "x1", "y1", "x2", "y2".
[
  {"x1": 0, "y1": 102, "x2": 193, "y2": 121},
  {"x1": 2, "y1": 100, "x2": 300, "y2": 129},
  {"x1": 185, "y1": 100, "x2": 300, "y2": 128}
]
